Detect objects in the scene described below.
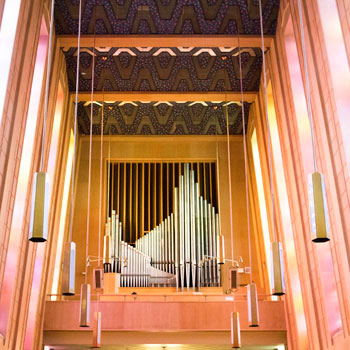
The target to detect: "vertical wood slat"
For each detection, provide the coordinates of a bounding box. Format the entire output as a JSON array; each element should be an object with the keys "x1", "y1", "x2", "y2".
[
  {"x1": 123, "y1": 162, "x2": 127, "y2": 237},
  {"x1": 148, "y1": 163, "x2": 151, "y2": 232},
  {"x1": 142, "y1": 163, "x2": 145, "y2": 236},
  {"x1": 167, "y1": 163, "x2": 169, "y2": 218},
  {"x1": 197, "y1": 162, "x2": 200, "y2": 196},
  {"x1": 116, "y1": 163, "x2": 120, "y2": 214},
  {"x1": 107, "y1": 161, "x2": 218, "y2": 243},
  {"x1": 153, "y1": 163, "x2": 156, "y2": 229},
  {"x1": 111, "y1": 164, "x2": 114, "y2": 215},
  {"x1": 160, "y1": 163, "x2": 163, "y2": 222},
  {"x1": 173, "y1": 162, "x2": 175, "y2": 216},
  {"x1": 129, "y1": 163, "x2": 133, "y2": 242},
  {"x1": 209, "y1": 162, "x2": 213, "y2": 204},
  {"x1": 136, "y1": 163, "x2": 139, "y2": 241},
  {"x1": 203, "y1": 162, "x2": 207, "y2": 201}
]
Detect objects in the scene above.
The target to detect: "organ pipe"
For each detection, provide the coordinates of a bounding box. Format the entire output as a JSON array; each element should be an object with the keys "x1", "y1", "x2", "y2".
[{"x1": 101, "y1": 163, "x2": 222, "y2": 289}]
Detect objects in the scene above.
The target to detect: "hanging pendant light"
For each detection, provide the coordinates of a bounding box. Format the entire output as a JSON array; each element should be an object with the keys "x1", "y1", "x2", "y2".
[
  {"x1": 258, "y1": 0, "x2": 286, "y2": 296},
  {"x1": 271, "y1": 241, "x2": 285, "y2": 295},
  {"x1": 231, "y1": 311, "x2": 241, "y2": 348},
  {"x1": 297, "y1": 0, "x2": 330, "y2": 243},
  {"x1": 29, "y1": 0, "x2": 55, "y2": 242},
  {"x1": 247, "y1": 282, "x2": 259, "y2": 327},
  {"x1": 79, "y1": 283, "x2": 91, "y2": 327},
  {"x1": 62, "y1": 241, "x2": 76, "y2": 295},
  {"x1": 93, "y1": 311, "x2": 102, "y2": 347},
  {"x1": 309, "y1": 172, "x2": 329, "y2": 242},
  {"x1": 29, "y1": 172, "x2": 49, "y2": 242}
]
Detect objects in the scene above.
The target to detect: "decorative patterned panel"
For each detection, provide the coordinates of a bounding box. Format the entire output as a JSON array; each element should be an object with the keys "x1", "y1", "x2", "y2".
[
  {"x1": 54, "y1": 0, "x2": 280, "y2": 35},
  {"x1": 77, "y1": 101, "x2": 251, "y2": 135},
  {"x1": 64, "y1": 47, "x2": 262, "y2": 92}
]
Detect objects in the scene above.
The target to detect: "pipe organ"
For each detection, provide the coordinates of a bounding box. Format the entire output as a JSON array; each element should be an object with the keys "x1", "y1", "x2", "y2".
[{"x1": 103, "y1": 163, "x2": 221, "y2": 290}]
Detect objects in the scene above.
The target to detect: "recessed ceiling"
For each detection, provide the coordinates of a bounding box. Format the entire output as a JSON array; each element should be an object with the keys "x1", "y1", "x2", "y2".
[
  {"x1": 54, "y1": 0, "x2": 280, "y2": 35},
  {"x1": 78, "y1": 101, "x2": 251, "y2": 135},
  {"x1": 63, "y1": 47, "x2": 262, "y2": 93},
  {"x1": 54, "y1": 0, "x2": 280, "y2": 135}
]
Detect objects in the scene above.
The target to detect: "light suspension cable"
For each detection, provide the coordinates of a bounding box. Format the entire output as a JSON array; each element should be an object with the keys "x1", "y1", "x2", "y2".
[
  {"x1": 238, "y1": 35, "x2": 252, "y2": 283},
  {"x1": 79, "y1": 1, "x2": 94, "y2": 328},
  {"x1": 98, "y1": 86, "x2": 105, "y2": 268},
  {"x1": 215, "y1": 126, "x2": 225, "y2": 265},
  {"x1": 297, "y1": 0, "x2": 317, "y2": 172},
  {"x1": 258, "y1": 0, "x2": 286, "y2": 295},
  {"x1": 106, "y1": 104, "x2": 110, "y2": 222},
  {"x1": 40, "y1": 0, "x2": 55, "y2": 172},
  {"x1": 68, "y1": 0, "x2": 82, "y2": 244},
  {"x1": 258, "y1": 0, "x2": 277, "y2": 243},
  {"x1": 238, "y1": 33, "x2": 259, "y2": 328},
  {"x1": 224, "y1": 82, "x2": 235, "y2": 267},
  {"x1": 84, "y1": 14, "x2": 96, "y2": 284},
  {"x1": 95, "y1": 63, "x2": 103, "y2": 349},
  {"x1": 61, "y1": 0, "x2": 82, "y2": 294}
]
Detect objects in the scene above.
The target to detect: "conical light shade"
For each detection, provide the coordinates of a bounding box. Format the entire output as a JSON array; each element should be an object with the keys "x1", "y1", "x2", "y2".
[
  {"x1": 62, "y1": 242, "x2": 76, "y2": 295},
  {"x1": 92, "y1": 311, "x2": 102, "y2": 347},
  {"x1": 308, "y1": 172, "x2": 330, "y2": 242},
  {"x1": 231, "y1": 311, "x2": 241, "y2": 348},
  {"x1": 271, "y1": 241, "x2": 285, "y2": 296},
  {"x1": 29, "y1": 172, "x2": 49, "y2": 242},
  {"x1": 247, "y1": 282, "x2": 259, "y2": 327},
  {"x1": 79, "y1": 284, "x2": 91, "y2": 327},
  {"x1": 217, "y1": 234, "x2": 225, "y2": 264}
]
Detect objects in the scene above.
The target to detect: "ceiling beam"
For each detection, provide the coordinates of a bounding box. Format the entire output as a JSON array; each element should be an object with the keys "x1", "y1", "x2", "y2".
[
  {"x1": 58, "y1": 35, "x2": 273, "y2": 48},
  {"x1": 71, "y1": 91, "x2": 257, "y2": 102}
]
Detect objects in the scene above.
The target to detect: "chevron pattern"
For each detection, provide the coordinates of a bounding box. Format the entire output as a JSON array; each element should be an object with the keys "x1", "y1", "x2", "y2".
[
  {"x1": 64, "y1": 47, "x2": 262, "y2": 92},
  {"x1": 54, "y1": 0, "x2": 280, "y2": 35},
  {"x1": 78, "y1": 101, "x2": 251, "y2": 135}
]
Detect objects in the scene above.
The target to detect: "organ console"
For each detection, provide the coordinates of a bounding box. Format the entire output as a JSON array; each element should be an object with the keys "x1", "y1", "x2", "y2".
[{"x1": 103, "y1": 163, "x2": 222, "y2": 291}]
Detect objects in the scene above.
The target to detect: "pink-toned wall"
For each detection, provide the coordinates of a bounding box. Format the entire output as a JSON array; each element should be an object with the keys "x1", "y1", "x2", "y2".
[
  {"x1": 0, "y1": 0, "x2": 73, "y2": 349},
  {"x1": 259, "y1": 0, "x2": 350, "y2": 349}
]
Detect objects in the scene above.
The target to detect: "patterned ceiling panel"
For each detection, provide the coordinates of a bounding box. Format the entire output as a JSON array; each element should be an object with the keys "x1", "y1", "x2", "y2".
[
  {"x1": 78, "y1": 101, "x2": 251, "y2": 135},
  {"x1": 54, "y1": 0, "x2": 280, "y2": 35},
  {"x1": 64, "y1": 47, "x2": 262, "y2": 92}
]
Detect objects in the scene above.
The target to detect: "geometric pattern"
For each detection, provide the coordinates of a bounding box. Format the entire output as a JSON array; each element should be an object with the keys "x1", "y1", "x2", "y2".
[
  {"x1": 77, "y1": 101, "x2": 251, "y2": 135},
  {"x1": 63, "y1": 47, "x2": 262, "y2": 92},
  {"x1": 54, "y1": 0, "x2": 280, "y2": 35}
]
